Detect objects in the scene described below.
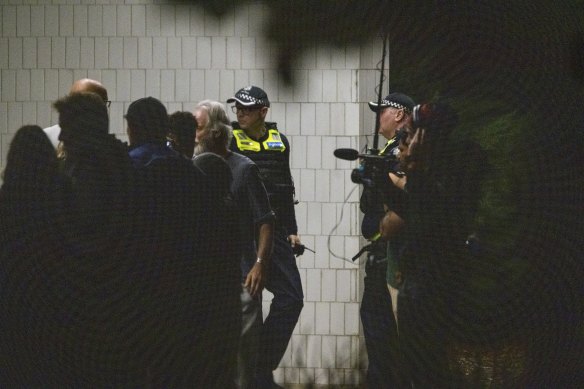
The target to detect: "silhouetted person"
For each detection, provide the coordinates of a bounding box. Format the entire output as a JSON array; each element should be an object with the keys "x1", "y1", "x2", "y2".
[
  {"x1": 51, "y1": 92, "x2": 150, "y2": 386},
  {"x1": 54, "y1": 92, "x2": 133, "y2": 240},
  {"x1": 388, "y1": 102, "x2": 487, "y2": 387},
  {"x1": 168, "y1": 110, "x2": 197, "y2": 159},
  {"x1": 0, "y1": 125, "x2": 73, "y2": 386},
  {"x1": 44, "y1": 78, "x2": 110, "y2": 151},
  {"x1": 126, "y1": 97, "x2": 240, "y2": 387}
]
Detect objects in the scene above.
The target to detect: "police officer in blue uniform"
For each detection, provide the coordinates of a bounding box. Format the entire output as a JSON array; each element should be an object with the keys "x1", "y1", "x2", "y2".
[{"x1": 227, "y1": 86, "x2": 303, "y2": 389}]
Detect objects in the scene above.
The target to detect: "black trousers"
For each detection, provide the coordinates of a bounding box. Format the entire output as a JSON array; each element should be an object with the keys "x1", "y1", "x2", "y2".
[
  {"x1": 360, "y1": 256, "x2": 402, "y2": 388},
  {"x1": 398, "y1": 278, "x2": 450, "y2": 388}
]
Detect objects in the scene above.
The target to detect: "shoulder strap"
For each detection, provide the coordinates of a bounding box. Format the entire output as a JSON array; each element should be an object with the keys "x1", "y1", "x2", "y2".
[{"x1": 232, "y1": 129, "x2": 261, "y2": 152}]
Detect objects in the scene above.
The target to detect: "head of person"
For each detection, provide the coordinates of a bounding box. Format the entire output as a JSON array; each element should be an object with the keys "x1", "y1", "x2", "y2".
[
  {"x1": 2, "y1": 125, "x2": 58, "y2": 189},
  {"x1": 53, "y1": 92, "x2": 109, "y2": 158},
  {"x1": 226, "y1": 86, "x2": 270, "y2": 132},
  {"x1": 125, "y1": 97, "x2": 169, "y2": 146},
  {"x1": 193, "y1": 100, "x2": 232, "y2": 156},
  {"x1": 70, "y1": 78, "x2": 109, "y2": 107},
  {"x1": 409, "y1": 102, "x2": 458, "y2": 139},
  {"x1": 368, "y1": 92, "x2": 415, "y2": 140},
  {"x1": 398, "y1": 102, "x2": 459, "y2": 168},
  {"x1": 168, "y1": 111, "x2": 197, "y2": 159}
]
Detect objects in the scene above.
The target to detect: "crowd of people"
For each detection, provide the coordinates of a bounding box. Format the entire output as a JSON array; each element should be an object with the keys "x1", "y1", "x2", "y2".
[
  {"x1": 0, "y1": 80, "x2": 302, "y2": 389},
  {"x1": 1, "y1": 78, "x2": 495, "y2": 388}
]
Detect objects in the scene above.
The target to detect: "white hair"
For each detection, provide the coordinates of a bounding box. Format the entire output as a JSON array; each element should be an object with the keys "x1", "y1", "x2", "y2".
[{"x1": 195, "y1": 100, "x2": 233, "y2": 148}]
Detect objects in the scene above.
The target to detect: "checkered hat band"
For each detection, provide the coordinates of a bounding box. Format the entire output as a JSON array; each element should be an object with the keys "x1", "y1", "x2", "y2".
[
  {"x1": 235, "y1": 93, "x2": 265, "y2": 106},
  {"x1": 382, "y1": 100, "x2": 409, "y2": 112}
]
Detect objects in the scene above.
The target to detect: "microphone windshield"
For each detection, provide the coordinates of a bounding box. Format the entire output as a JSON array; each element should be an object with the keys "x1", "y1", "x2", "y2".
[{"x1": 333, "y1": 148, "x2": 360, "y2": 161}]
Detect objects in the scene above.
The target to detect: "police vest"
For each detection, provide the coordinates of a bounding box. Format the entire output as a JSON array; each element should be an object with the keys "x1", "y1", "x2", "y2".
[
  {"x1": 380, "y1": 136, "x2": 399, "y2": 157},
  {"x1": 380, "y1": 134, "x2": 403, "y2": 177},
  {"x1": 231, "y1": 123, "x2": 294, "y2": 203},
  {"x1": 360, "y1": 135, "x2": 402, "y2": 239}
]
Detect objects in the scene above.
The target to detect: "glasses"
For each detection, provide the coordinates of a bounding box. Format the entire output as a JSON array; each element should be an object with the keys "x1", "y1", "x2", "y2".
[
  {"x1": 231, "y1": 106, "x2": 261, "y2": 115},
  {"x1": 105, "y1": 100, "x2": 112, "y2": 108}
]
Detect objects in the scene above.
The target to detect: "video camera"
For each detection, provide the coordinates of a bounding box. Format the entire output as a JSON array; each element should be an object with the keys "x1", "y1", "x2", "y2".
[
  {"x1": 333, "y1": 134, "x2": 403, "y2": 191},
  {"x1": 333, "y1": 144, "x2": 403, "y2": 261},
  {"x1": 333, "y1": 103, "x2": 458, "y2": 190}
]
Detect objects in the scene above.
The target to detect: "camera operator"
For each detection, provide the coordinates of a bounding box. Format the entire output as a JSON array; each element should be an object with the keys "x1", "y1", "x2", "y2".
[
  {"x1": 387, "y1": 102, "x2": 467, "y2": 387},
  {"x1": 359, "y1": 92, "x2": 414, "y2": 388}
]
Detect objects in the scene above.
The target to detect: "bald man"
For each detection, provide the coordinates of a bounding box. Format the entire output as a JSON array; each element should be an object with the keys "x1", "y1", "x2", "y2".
[{"x1": 44, "y1": 79, "x2": 109, "y2": 149}]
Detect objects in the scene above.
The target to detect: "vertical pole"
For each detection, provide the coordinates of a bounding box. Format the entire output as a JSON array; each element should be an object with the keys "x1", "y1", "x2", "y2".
[{"x1": 372, "y1": 34, "x2": 388, "y2": 151}]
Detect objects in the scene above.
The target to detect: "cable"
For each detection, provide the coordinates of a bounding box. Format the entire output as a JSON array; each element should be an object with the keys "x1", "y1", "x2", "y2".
[
  {"x1": 327, "y1": 184, "x2": 360, "y2": 263},
  {"x1": 327, "y1": 34, "x2": 390, "y2": 263}
]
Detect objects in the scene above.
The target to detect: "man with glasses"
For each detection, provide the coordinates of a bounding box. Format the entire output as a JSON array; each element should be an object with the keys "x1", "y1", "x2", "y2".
[
  {"x1": 227, "y1": 86, "x2": 303, "y2": 389},
  {"x1": 44, "y1": 79, "x2": 110, "y2": 150}
]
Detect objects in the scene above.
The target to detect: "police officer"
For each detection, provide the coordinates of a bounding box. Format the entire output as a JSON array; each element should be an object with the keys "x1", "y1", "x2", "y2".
[
  {"x1": 227, "y1": 86, "x2": 303, "y2": 389},
  {"x1": 360, "y1": 92, "x2": 414, "y2": 388}
]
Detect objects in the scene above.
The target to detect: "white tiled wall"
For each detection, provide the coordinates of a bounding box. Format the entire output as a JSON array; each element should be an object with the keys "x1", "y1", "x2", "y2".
[{"x1": 0, "y1": 1, "x2": 388, "y2": 386}]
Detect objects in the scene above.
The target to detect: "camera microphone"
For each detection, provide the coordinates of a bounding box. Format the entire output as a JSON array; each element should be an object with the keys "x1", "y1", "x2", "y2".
[
  {"x1": 333, "y1": 148, "x2": 360, "y2": 161},
  {"x1": 334, "y1": 148, "x2": 386, "y2": 161}
]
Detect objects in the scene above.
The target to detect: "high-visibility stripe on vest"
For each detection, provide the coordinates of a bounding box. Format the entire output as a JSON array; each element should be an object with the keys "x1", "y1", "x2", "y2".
[{"x1": 232, "y1": 129, "x2": 286, "y2": 152}]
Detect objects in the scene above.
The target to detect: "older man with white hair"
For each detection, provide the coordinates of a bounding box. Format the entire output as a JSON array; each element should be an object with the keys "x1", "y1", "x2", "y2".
[{"x1": 194, "y1": 100, "x2": 275, "y2": 389}]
